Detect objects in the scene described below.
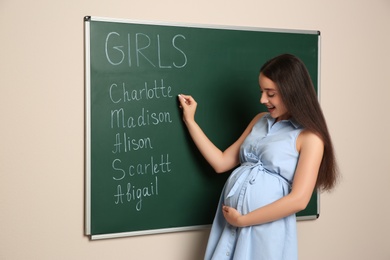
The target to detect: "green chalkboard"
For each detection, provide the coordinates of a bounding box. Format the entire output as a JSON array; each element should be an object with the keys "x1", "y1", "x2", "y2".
[{"x1": 84, "y1": 16, "x2": 320, "y2": 239}]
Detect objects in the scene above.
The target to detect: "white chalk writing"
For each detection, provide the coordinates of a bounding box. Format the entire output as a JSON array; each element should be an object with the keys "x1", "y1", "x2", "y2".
[{"x1": 105, "y1": 32, "x2": 187, "y2": 68}]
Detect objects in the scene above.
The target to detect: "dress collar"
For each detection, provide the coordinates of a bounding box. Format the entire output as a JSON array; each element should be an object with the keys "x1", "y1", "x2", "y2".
[{"x1": 265, "y1": 113, "x2": 301, "y2": 129}]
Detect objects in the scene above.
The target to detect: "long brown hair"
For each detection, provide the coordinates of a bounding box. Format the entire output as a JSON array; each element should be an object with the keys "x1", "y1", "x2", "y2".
[{"x1": 260, "y1": 54, "x2": 338, "y2": 191}]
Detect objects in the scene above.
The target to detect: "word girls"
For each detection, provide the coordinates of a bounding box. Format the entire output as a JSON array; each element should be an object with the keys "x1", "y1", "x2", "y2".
[{"x1": 105, "y1": 31, "x2": 188, "y2": 68}]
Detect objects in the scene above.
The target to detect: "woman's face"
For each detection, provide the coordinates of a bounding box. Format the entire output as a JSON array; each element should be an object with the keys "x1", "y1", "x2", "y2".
[{"x1": 259, "y1": 73, "x2": 289, "y2": 121}]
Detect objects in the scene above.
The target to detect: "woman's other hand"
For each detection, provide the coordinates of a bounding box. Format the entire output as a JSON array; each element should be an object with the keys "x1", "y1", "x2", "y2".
[{"x1": 222, "y1": 205, "x2": 245, "y2": 227}]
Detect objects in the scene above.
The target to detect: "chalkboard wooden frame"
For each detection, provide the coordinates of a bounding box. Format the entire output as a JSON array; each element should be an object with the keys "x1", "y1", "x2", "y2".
[{"x1": 84, "y1": 16, "x2": 321, "y2": 240}]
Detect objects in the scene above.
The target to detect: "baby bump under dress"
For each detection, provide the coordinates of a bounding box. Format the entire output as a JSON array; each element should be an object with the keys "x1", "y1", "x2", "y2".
[{"x1": 204, "y1": 113, "x2": 304, "y2": 260}]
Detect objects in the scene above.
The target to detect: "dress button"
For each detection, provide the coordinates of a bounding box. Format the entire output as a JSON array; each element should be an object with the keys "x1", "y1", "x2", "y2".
[{"x1": 226, "y1": 252, "x2": 230, "y2": 256}]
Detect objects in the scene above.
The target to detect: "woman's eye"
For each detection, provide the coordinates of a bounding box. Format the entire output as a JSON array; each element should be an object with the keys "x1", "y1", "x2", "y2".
[{"x1": 267, "y1": 92, "x2": 275, "y2": 97}]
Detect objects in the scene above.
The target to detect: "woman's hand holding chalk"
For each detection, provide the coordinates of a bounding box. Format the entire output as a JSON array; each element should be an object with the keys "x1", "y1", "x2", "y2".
[
  {"x1": 178, "y1": 94, "x2": 189, "y2": 104},
  {"x1": 178, "y1": 94, "x2": 198, "y2": 124}
]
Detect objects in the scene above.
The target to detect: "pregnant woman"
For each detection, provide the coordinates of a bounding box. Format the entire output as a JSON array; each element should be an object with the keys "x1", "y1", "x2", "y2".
[{"x1": 178, "y1": 54, "x2": 338, "y2": 260}]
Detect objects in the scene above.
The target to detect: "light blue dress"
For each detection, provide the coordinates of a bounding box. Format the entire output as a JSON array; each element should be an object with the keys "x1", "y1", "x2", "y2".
[{"x1": 204, "y1": 113, "x2": 303, "y2": 260}]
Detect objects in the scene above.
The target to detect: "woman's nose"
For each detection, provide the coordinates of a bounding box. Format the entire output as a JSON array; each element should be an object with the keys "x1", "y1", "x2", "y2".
[{"x1": 260, "y1": 93, "x2": 268, "y2": 104}]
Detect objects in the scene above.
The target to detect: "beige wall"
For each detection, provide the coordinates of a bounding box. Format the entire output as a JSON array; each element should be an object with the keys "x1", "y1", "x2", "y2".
[{"x1": 1, "y1": 0, "x2": 389, "y2": 259}]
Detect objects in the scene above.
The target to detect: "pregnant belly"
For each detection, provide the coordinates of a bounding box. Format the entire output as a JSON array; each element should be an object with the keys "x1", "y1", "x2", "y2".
[{"x1": 223, "y1": 166, "x2": 290, "y2": 214}]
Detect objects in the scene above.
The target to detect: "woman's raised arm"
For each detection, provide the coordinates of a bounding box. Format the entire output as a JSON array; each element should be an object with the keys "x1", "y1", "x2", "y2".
[{"x1": 178, "y1": 94, "x2": 264, "y2": 173}]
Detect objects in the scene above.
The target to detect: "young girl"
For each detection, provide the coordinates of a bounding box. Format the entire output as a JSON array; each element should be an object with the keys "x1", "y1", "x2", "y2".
[{"x1": 178, "y1": 54, "x2": 338, "y2": 260}]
